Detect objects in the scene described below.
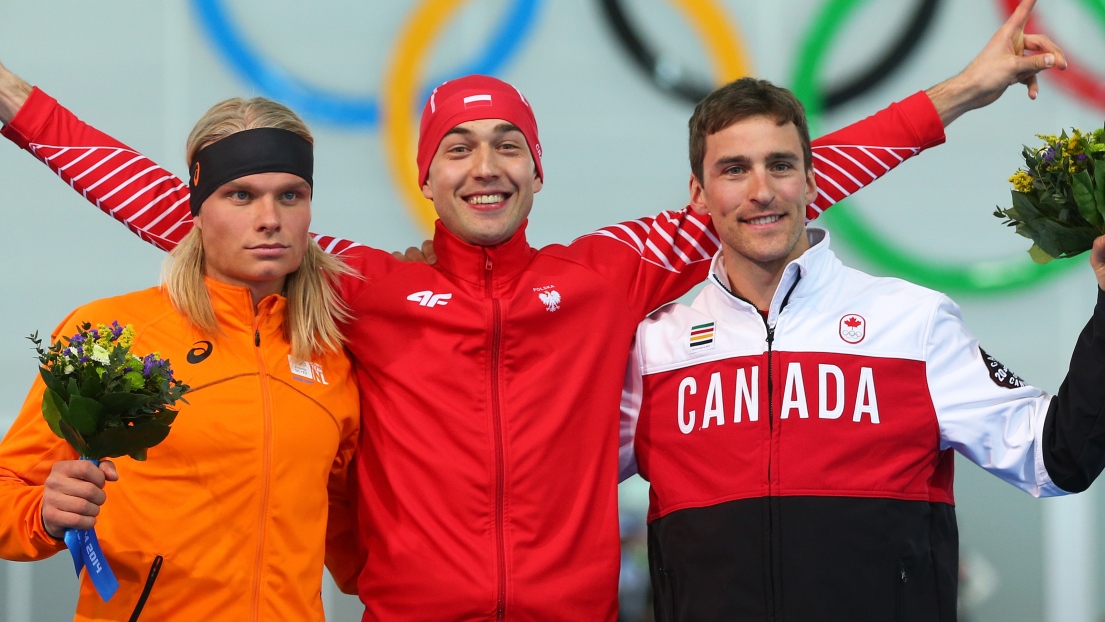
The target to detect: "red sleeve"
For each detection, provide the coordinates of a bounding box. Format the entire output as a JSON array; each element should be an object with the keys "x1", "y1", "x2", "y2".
[
  {"x1": 1, "y1": 87, "x2": 365, "y2": 256},
  {"x1": 571, "y1": 90, "x2": 946, "y2": 316},
  {"x1": 806, "y1": 90, "x2": 945, "y2": 220}
]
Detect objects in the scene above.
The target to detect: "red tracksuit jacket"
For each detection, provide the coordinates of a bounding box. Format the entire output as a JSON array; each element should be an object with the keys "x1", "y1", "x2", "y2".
[{"x1": 1, "y1": 88, "x2": 944, "y2": 620}]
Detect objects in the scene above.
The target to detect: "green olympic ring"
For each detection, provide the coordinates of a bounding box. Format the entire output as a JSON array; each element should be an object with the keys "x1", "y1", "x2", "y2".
[{"x1": 792, "y1": 0, "x2": 1080, "y2": 293}]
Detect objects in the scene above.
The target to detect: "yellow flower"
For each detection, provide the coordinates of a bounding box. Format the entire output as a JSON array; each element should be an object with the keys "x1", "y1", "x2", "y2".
[{"x1": 1009, "y1": 170, "x2": 1035, "y2": 193}]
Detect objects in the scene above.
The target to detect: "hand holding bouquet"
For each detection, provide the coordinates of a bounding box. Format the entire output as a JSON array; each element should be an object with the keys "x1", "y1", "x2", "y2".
[
  {"x1": 28, "y1": 320, "x2": 189, "y2": 601},
  {"x1": 995, "y1": 127, "x2": 1105, "y2": 263}
]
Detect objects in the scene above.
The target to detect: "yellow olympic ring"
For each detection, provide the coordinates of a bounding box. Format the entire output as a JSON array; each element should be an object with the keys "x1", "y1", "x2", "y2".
[{"x1": 382, "y1": 0, "x2": 752, "y2": 233}]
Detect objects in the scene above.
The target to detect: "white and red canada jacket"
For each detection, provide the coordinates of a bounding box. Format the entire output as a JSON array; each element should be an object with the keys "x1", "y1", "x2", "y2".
[
  {"x1": 2, "y1": 89, "x2": 945, "y2": 621},
  {"x1": 620, "y1": 229, "x2": 1105, "y2": 622}
]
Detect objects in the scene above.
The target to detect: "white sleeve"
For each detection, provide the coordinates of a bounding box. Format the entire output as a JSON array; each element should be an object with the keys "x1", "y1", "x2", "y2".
[
  {"x1": 927, "y1": 295, "x2": 1066, "y2": 498},
  {"x1": 619, "y1": 337, "x2": 644, "y2": 483}
]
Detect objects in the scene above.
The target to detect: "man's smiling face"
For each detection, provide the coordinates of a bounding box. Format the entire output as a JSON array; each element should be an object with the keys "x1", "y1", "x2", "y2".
[
  {"x1": 421, "y1": 118, "x2": 542, "y2": 246},
  {"x1": 690, "y1": 115, "x2": 817, "y2": 274}
]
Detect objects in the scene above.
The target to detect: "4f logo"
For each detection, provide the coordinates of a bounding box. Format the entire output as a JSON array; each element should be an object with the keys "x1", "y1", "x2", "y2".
[{"x1": 408, "y1": 291, "x2": 452, "y2": 308}]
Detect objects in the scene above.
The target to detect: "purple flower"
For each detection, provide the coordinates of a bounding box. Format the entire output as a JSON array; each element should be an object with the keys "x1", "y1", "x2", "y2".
[
  {"x1": 80, "y1": 356, "x2": 89, "y2": 363},
  {"x1": 1075, "y1": 154, "x2": 1088, "y2": 162},
  {"x1": 90, "y1": 329, "x2": 100, "y2": 340},
  {"x1": 1043, "y1": 147, "x2": 1056, "y2": 162},
  {"x1": 70, "y1": 334, "x2": 85, "y2": 345}
]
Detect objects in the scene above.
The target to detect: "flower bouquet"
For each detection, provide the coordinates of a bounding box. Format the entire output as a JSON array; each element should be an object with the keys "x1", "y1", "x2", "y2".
[
  {"x1": 994, "y1": 127, "x2": 1105, "y2": 263},
  {"x1": 28, "y1": 320, "x2": 189, "y2": 600}
]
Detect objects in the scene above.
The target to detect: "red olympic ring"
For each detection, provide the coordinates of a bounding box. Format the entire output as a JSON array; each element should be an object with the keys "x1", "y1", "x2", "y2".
[{"x1": 999, "y1": 0, "x2": 1105, "y2": 111}]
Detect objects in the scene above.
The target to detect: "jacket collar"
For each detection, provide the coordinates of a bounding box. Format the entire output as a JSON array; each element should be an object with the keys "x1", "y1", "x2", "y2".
[
  {"x1": 706, "y1": 227, "x2": 838, "y2": 324},
  {"x1": 202, "y1": 276, "x2": 286, "y2": 338},
  {"x1": 432, "y1": 219, "x2": 536, "y2": 288}
]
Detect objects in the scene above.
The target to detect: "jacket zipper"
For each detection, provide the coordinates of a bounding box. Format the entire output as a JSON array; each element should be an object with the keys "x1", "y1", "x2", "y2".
[
  {"x1": 762, "y1": 314, "x2": 777, "y2": 620},
  {"x1": 764, "y1": 278, "x2": 800, "y2": 621},
  {"x1": 486, "y1": 255, "x2": 507, "y2": 621},
  {"x1": 249, "y1": 309, "x2": 274, "y2": 622}
]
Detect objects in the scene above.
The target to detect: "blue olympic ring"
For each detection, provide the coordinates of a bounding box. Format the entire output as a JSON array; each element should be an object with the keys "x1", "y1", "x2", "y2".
[{"x1": 191, "y1": 0, "x2": 542, "y2": 126}]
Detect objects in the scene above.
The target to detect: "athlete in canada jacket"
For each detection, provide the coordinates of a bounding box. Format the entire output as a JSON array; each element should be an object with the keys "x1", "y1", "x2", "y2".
[
  {"x1": 619, "y1": 70, "x2": 1104, "y2": 622},
  {"x1": 622, "y1": 229, "x2": 1105, "y2": 621}
]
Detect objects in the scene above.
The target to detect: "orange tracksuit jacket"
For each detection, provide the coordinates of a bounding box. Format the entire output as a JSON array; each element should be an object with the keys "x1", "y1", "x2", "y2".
[{"x1": 0, "y1": 278, "x2": 361, "y2": 621}]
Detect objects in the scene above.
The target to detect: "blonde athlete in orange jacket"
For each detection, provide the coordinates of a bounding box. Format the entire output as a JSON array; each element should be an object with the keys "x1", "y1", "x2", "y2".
[{"x1": 0, "y1": 98, "x2": 361, "y2": 621}]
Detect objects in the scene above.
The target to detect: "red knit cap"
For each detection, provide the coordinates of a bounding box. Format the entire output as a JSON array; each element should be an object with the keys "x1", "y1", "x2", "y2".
[{"x1": 417, "y1": 75, "x2": 543, "y2": 187}]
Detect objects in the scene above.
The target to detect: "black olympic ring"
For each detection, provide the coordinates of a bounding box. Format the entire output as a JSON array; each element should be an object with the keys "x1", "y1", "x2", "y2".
[{"x1": 597, "y1": 0, "x2": 942, "y2": 110}]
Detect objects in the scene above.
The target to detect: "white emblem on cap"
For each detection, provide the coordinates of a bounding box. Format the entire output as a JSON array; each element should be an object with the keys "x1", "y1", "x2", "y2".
[{"x1": 463, "y1": 94, "x2": 493, "y2": 107}]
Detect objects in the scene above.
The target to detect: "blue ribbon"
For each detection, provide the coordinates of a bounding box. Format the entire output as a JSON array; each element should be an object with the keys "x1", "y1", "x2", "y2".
[{"x1": 62, "y1": 459, "x2": 119, "y2": 602}]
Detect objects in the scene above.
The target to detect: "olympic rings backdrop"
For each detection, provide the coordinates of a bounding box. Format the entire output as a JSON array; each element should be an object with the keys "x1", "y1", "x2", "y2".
[
  {"x1": 187, "y1": 0, "x2": 1105, "y2": 294},
  {"x1": 3, "y1": 3, "x2": 1105, "y2": 621}
]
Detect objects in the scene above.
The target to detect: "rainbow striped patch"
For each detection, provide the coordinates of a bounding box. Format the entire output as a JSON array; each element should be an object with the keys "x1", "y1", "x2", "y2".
[{"x1": 690, "y1": 322, "x2": 715, "y2": 349}]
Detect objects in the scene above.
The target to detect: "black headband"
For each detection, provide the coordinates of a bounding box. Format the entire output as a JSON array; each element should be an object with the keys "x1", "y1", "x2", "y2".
[{"x1": 188, "y1": 127, "x2": 314, "y2": 216}]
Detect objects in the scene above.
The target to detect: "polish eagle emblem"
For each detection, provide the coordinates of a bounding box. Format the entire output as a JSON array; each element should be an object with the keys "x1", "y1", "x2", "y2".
[{"x1": 538, "y1": 289, "x2": 562, "y2": 312}]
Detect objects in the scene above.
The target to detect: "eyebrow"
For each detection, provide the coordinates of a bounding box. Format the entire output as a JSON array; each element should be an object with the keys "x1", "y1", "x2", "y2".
[
  {"x1": 222, "y1": 178, "x2": 310, "y2": 192},
  {"x1": 443, "y1": 122, "x2": 524, "y2": 139},
  {"x1": 712, "y1": 151, "x2": 801, "y2": 169}
]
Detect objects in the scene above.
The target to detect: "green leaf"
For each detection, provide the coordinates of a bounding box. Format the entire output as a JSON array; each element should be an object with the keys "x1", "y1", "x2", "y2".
[
  {"x1": 99, "y1": 392, "x2": 150, "y2": 415},
  {"x1": 64, "y1": 395, "x2": 102, "y2": 436},
  {"x1": 1096, "y1": 164, "x2": 1105, "y2": 224},
  {"x1": 38, "y1": 367, "x2": 67, "y2": 400},
  {"x1": 40, "y1": 389, "x2": 67, "y2": 439},
  {"x1": 128, "y1": 448, "x2": 148, "y2": 461},
  {"x1": 1072, "y1": 170, "x2": 1100, "y2": 225},
  {"x1": 84, "y1": 422, "x2": 172, "y2": 460},
  {"x1": 1029, "y1": 244, "x2": 1055, "y2": 264},
  {"x1": 57, "y1": 420, "x2": 92, "y2": 459},
  {"x1": 80, "y1": 364, "x2": 104, "y2": 397}
]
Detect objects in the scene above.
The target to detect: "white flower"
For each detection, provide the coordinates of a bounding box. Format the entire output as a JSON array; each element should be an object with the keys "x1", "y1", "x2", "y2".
[
  {"x1": 90, "y1": 345, "x2": 111, "y2": 365},
  {"x1": 64, "y1": 365, "x2": 74, "y2": 374}
]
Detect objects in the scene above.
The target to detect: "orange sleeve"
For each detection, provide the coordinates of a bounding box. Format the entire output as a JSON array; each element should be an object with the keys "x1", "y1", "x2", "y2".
[{"x1": 0, "y1": 374, "x2": 77, "y2": 560}]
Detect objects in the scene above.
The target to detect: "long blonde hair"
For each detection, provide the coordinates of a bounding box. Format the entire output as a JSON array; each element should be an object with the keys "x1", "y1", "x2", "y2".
[{"x1": 163, "y1": 97, "x2": 353, "y2": 360}]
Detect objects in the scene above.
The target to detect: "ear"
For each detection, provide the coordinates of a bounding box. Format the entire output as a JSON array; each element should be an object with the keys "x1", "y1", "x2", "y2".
[
  {"x1": 421, "y1": 179, "x2": 434, "y2": 201},
  {"x1": 803, "y1": 167, "x2": 817, "y2": 206},
  {"x1": 688, "y1": 173, "x2": 709, "y2": 215},
  {"x1": 192, "y1": 212, "x2": 203, "y2": 230},
  {"x1": 533, "y1": 172, "x2": 543, "y2": 194}
]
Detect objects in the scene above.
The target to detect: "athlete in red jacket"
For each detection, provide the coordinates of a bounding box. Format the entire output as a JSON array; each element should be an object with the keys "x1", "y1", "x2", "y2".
[{"x1": 0, "y1": 11, "x2": 1062, "y2": 617}]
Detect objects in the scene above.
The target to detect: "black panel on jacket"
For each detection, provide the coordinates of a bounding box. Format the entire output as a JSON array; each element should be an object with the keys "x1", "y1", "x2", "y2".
[{"x1": 648, "y1": 496, "x2": 958, "y2": 622}]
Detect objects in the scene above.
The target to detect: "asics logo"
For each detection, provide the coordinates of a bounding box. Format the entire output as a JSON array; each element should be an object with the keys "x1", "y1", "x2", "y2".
[{"x1": 408, "y1": 291, "x2": 453, "y2": 308}]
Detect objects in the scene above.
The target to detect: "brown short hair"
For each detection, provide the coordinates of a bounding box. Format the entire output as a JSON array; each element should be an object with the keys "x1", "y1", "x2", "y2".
[{"x1": 688, "y1": 77, "x2": 812, "y2": 183}]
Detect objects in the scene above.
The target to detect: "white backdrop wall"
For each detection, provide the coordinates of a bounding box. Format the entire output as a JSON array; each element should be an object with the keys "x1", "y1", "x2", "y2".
[{"x1": 0, "y1": 1, "x2": 1104, "y2": 620}]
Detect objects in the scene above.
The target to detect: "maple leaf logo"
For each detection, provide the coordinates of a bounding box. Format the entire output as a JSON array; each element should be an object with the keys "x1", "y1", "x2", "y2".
[{"x1": 838, "y1": 314, "x2": 866, "y2": 344}]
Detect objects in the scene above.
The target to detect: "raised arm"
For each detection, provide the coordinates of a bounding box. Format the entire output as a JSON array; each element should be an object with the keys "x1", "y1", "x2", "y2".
[
  {"x1": 924, "y1": 0, "x2": 1065, "y2": 127},
  {"x1": 0, "y1": 62, "x2": 361, "y2": 255}
]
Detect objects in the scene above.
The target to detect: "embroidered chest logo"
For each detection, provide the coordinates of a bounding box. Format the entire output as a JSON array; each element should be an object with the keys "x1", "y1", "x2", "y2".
[
  {"x1": 979, "y1": 348, "x2": 1025, "y2": 389},
  {"x1": 689, "y1": 322, "x2": 715, "y2": 350},
  {"x1": 187, "y1": 340, "x2": 213, "y2": 364},
  {"x1": 533, "y1": 285, "x2": 561, "y2": 312},
  {"x1": 407, "y1": 290, "x2": 452, "y2": 308},
  {"x1": 288, "y1": 356, "x2": 329, "y2": 385},
  {"x1": 839, "y1": 314, "x2": 866, "y2": 344}
]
